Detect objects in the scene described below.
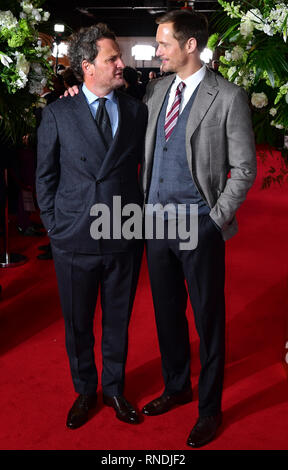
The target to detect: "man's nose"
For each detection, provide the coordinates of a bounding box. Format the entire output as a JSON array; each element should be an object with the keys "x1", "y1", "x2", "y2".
[
  {"x1": 117, "y1": 58, "x2": 125, "y2": 68},
  {"x1": 156, "y1": 45, "x2": 162, "y2": 57}
]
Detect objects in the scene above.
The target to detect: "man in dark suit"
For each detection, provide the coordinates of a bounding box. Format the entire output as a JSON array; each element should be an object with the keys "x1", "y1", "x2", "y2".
[
  {"x1": 36, "y1": 24, "x2": 147, "y2": 429},
  {"x1": 140, "y1": 10, "x2": 256, "y2": 447}
]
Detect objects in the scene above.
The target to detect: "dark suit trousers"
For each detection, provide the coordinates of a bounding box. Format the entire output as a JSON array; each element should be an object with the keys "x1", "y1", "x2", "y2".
[
  {"x1": 51, "y1": 243, "x2": 143, "y2": 396},
  {"x1": 146, "y1": 215, "x2": 225, "y2": 417}
]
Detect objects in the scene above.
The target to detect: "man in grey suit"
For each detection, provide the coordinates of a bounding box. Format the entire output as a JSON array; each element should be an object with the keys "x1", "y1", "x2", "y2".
[
  {"x1": 36, "y1": 24, "x2": 147, "y2": 429},
  {"x1": 140, "y1": 10, "x2": 256, "y2": 447}
]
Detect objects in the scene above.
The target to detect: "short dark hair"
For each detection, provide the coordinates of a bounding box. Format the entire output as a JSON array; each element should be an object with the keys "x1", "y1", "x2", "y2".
[
  {"x1": 156, "y1": 10, "x2": 208, "y2": 52},
  {"x1": 68, "y1": 23, "x2": 116, "y2": 81}
]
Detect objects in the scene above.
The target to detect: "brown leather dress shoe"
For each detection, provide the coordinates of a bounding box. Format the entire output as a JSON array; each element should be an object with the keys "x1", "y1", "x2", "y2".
[
  {"x1": 142, "y1": 389, "x2": 193, "y2": 416},
  {"x1": 66, "y1": 394, "x2": 97, "y2": 429},
  {"x1": 186, "y1": 413, "x2": 222, "y2": 448},
  {"x1": 103, "y1": 395, "x2": 139, "y2": 424}
]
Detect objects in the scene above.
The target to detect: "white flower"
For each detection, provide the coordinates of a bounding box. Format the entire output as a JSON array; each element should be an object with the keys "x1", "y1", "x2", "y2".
[
  {"x1": 32, "y1": 9, "x2": 41, "y2": 22},
  {"x1": 34, "y1": 45, "x2": 51, "y2": 60},
  {"x1": 14, "y1": 52, "x2": 30, "y2": 76},
  {"x1": 251, "y1": 92, "x2": 268, "y2": 108},
  {"x1": 272, "y1": 121, "x2": 284, "y2": 129},
  {"x1": 0, "y1": 10, "x2": 18, "y2": 29},
  {"x1": 15, "y1": 70, "x2": 28, "y2": 89},
  {"x1": 269, "y1": 108, "x2": 277, "y2": 116},
  {"x1": 221, "y1": 1, "x2": 242, "y2": 19},
  {"x1": 21, "y1": 2, "x2": 34, "y2": 14},
  {"x1": 42, "y1": 11, "x2": 50, "y2": 21},
  {"x1": 240, "y1": 19, "x2": 254, "y2": 38},
  {"x1": 19, "y1": 70, "x2": 27, "y2": 79},
  {"x1": 224, "y1": 51, "x2": 232, "y2": 61},
  {"x1": 244, "y1": 9, "x2": 263, "y2": 25},
  {"x1": 0, "y1": 53, "x2": 13, "y2": 67},
  {"x1": 263, "y1": 23, "x2": 274, "y2": 36},
  {"x1": 15, "y1": 79, "x2": 25, "y2": 89},
  {"x1": 231, "y1": 45, "x2": 244, "y2": 61}
]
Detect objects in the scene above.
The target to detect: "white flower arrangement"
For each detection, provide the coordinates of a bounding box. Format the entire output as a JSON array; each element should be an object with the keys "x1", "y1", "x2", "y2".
[
  {"x1": 0, "y1": 0, "x2": 53, "y2": 144},
  {"x1": 0, "y1": 1, "x2": 51, "y2": 94},
  {"x1": 209, "y1": 0, "x2": 288, "y2": 146}
]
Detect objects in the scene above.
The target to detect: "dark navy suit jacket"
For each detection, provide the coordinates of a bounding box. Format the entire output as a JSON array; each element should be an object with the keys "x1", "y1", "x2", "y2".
[{"x1": 36, "y1": 87, "x2": 148, "y2": 253}]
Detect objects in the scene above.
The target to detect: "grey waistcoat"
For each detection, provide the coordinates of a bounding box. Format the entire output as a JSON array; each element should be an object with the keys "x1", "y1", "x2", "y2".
[{"x1": 147, "y1": 83, "x2": 209, "y2": 215}]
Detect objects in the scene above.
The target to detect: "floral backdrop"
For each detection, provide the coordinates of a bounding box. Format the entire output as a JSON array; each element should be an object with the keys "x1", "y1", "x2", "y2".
[
  {"x1": 0, "y1": 0, "x2": 53, "y2": 146},
  {"x1": 208, "y1": 0, "x2": 288, "y2": 186}
]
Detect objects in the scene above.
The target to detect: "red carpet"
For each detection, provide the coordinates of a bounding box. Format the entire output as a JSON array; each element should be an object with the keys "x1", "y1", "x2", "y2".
[{"x1": 0, "y1": 147, "x2": 288, "y2": 451}]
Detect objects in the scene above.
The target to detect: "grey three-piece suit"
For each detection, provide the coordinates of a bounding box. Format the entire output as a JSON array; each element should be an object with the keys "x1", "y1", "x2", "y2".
[{"x1": 141, "y1": 67, "x2": 257, "y2": 416}]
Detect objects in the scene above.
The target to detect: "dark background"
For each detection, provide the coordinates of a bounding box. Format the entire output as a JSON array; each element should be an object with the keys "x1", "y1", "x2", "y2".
[{"x1": 44, "y1": 0, "x2": 221, "y2": 37}]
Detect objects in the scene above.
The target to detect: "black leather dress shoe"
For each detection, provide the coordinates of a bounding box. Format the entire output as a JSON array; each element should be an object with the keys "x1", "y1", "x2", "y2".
[
  {"x1": 142, "y1": 389, "x2": 193, "y2": 416},
  {"x1": 66, "y1": 394, "x2": 97, "y2": 429},
  {"x1": 187, "y1": 413, "x2": 222, "y2": 448},
  {"x1": 103, "y1": 395, "x2": 139, "y2": 424}
]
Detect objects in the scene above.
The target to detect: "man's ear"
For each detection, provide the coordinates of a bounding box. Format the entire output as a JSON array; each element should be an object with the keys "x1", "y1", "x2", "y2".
[
  {"x1": 186, "y1": 37, "x2": 197, "y2": 54},
  {"x1": 82, "y1": 59, "x2": 93, "y2": 76}
]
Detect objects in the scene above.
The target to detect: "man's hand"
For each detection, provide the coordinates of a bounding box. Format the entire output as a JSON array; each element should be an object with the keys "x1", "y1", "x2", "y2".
[{"x1": 63, "y1": 85, "x2": 80, "y2": 97}]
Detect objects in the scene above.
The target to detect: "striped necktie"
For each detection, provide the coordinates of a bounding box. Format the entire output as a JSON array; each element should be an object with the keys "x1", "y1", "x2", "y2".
[{"x1": 164, "y1": 81, "x2": 186, "y2": 141}]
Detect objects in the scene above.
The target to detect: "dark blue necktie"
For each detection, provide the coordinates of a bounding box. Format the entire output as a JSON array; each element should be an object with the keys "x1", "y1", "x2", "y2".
[{"x1": 95, "y1": 97, "x2": 113, "y2": 148}]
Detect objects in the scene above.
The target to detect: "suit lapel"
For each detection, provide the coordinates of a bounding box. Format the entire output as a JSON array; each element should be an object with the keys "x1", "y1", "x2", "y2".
[
  {"x1": 68, "y1": 87, "x2": 107, "y2": 158},
  {"x1": 144, "y1": 74, "x2": 175, "y2": 184},
  {"x1": 186, "y1": 67, "x2": 219, "y2": 139},
  {"x1": 97, "y1": 90, "x2": 128, "y2": 181},
  {"x1": 147, "y1": 74, "x2": 175, "y2": 136},
  {"x1": 185, "y1": 68, "x2": 219, "y2": 175}
]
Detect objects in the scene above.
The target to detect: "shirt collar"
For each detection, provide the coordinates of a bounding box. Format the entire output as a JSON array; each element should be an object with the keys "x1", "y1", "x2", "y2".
[
  {"x1": 82, "y1": 83, "x2": 116, "y2": 105},
  {"x1": 174, "y1": 63, "x2": 206, "y2": 88}
]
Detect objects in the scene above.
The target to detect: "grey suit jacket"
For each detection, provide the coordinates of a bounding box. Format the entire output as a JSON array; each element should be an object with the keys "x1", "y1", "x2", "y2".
[{"x1": 141, "y1": 67, "x2": 257, "y2": 240}]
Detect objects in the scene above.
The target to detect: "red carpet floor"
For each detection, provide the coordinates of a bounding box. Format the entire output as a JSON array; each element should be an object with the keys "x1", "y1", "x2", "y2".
[{"x1": 0, "y1": 148, "x2": 288, "y2": 451}]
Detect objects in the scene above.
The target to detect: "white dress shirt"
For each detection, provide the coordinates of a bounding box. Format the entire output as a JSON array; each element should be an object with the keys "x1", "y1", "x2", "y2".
[{"x1": 166, "y1": 64, "x2": 206, "y2": 117}]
